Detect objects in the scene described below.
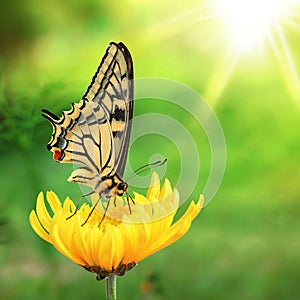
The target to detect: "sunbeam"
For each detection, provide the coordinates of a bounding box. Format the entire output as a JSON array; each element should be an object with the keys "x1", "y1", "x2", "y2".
[
  {"x1": 270, "y1": 23, "x2": 300, "y2": 101},
  {"x1": 206, "y1": 0, "x2": 300, "y2": 105},
  {"x1": 212, "y1": 0, "x2": 294, "y2": 50},
  {"x1": 204, "y1": 45, "x2": 240, "y2": 105},
  {"x1": 140, "y1": 2, "x2": 220, "y2": 43}
]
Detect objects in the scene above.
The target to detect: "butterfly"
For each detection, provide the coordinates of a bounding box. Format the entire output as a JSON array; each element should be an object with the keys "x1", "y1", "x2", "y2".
[{"x1": 42, "y1": 42, "x2": 134, "y2": 204}]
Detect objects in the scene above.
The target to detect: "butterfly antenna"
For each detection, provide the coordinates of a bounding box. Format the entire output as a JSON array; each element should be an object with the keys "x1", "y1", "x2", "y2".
[{"x1": 126, "y1": 158, "x2": 167, "y2": 182}]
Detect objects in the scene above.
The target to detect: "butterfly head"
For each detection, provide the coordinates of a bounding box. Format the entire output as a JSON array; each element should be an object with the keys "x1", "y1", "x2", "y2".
[{"x1": 116, "y1": 181, "x2": 128, "y2": 197}]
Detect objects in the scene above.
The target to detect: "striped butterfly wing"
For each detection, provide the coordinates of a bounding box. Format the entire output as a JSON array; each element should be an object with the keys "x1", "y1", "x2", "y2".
[
  {"x1": 83, "y1": 42, "x2": 133, "y2": 176},
  {"x1": 42, "y1": 42, "x2": 133, "y2": 197}
]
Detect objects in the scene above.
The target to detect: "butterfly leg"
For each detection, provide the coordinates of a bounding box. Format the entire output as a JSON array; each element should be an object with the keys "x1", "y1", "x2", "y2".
[
  {"x1": 98, "y1": 198, "x2": 111, "y2": 227},
  {"x1": 66, "y1": 204, "x2": 79, "y2": 220},
  {"x1": 126, "y1": 192, "x2": 135, "y2": 204},
  {"x1": 69, "y1": 191, "x2": 94, "y2": 220},
  {"x1": 82, "y1": 191, "x2": 95, "y2": 198},
  {"x1": 125, "y1": 192, "x2": 135, "y2": 214},
  {"x1": 81, "y1": 195, "x2": 101, "y2": 226}
]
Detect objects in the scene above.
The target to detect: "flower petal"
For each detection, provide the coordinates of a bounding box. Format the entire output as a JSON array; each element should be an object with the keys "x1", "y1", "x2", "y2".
[
  {"x1": 146, "y1": 172, "x2": 160, "y2": 199},
  {"x1": 46, "y1": 191, "x2": 63, "y2": 213},
  {"x1": 51, "y1": 217, "x2": 86, "y2": 265},
  {"x1": 29, "y1": 210, "x2": 52, "y2": 244},
  {"x1": 98, "y1": 224, "x2": 115, "y2": 270},
  {"x1": 119, "y1": 221, "x2": 138, "y2": 264},
  {"x1": 35, "y1": 192, "x2": 52, "y2": 232},
  {"x1": 110, "y1": 226, "x2": 125, "y2": 269},
  {"x1": 159, "y1": 178, "x2": 172, "y2": 199}
]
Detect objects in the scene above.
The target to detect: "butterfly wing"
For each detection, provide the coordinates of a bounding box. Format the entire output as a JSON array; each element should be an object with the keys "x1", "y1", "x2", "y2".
[
  {"x1": 42, "y1": 99, "x2": 116, "y2": 191},
  {"x1": 42, "y1": 42, "x2": 133, "y2": 196},
  {"x1": 83, "y1": 42, "x2": 133, "y2": 177}
]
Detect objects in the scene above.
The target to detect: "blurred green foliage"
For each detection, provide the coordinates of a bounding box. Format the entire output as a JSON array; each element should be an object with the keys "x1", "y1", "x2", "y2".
[{"x1": 1, "y1": 0, "x2": 300, "y2": 299}]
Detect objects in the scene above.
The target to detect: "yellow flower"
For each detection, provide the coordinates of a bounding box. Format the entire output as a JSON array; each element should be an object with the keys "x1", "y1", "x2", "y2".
[{"x1": 29, "y1": 172, "x2": 204, "y2": 280}]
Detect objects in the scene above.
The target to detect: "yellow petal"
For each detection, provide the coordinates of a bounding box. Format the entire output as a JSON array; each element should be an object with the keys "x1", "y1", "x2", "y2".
[
  {"x1": 29, "y1": 210, "x2": 52, "y2": 244},
  {"x1": 35, "y1": 192, "x2": 52, "y2": 232},
  {"x1": 146, "y1": 172, "x2": 160, "y2": 199},
  {"x1": 159, "y1": 178, "x2": 172, "y2": 199},
  {"x1": 62, "y1": 197, "x2": 77, "y2": 214},
  {"x1": 137, "y1": 216, "x2": 192, "y2": 262},
  {"x1": 119, "y1": 221, "x2": 138, "y2": 264},
  {"x1": 64, "y1": 215, "x2": 85, "y2": 261},
  {"x1": 98, "y1": 224, "x2": 116, "y2": 270},
  {"x1": 51, "y1": 218, "x2": 86, "y2": 265},
  {"x1": 110, "y1": 226, "x2": 125, "y2": 269},
  {"x1": 77, "y1": 223, "x2": 97, "y2": 266},
  {"x1": 46, "y1": 191, "x2": 62, "y2": 213},
  {"x1": 86, "y1": 225, "x2": 102, "y2": 266}
]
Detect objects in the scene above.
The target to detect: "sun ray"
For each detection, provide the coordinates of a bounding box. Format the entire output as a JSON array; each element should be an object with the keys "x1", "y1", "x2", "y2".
[
  {"x1": 132, "y1": 2, "x2": 220, "y2": 44},
  {"x1": 204, "y1": 44, "x2": 240, "y2": 106},
  {"x1": 285, "y1": 18, "x2": 300, "y2": 32},
  {"x1": 271, "y1": 23, "x2": 300, "y2": 102},
  {"x1": 282, "y1": 13, "x2": 300, "y2": 34},
  {"x1": 205, "y1": 0, "x2": 300, "y2": 105}
]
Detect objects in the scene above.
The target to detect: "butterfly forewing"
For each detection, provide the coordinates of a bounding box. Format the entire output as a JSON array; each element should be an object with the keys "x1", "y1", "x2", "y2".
[
  {"x1": 83, "y1": 42, "x2": 133, "y2": 176},
  {"x1": 42, "y1": 42, "x2": 133, "y2": 198}
]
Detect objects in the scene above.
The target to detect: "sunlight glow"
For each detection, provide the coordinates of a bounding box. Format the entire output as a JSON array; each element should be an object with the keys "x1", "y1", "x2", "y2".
[
  {"x1": 206, "y1": 0, "x2": 300, "y2": 105},
  {"x1": 131, "y1": 0, "x2": 300, "y2": 105},
  {"x1": 213, "y1": 0, "x2": 292, "y2": 50}
]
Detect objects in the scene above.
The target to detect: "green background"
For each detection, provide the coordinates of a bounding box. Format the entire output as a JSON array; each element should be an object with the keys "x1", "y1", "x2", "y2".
[{"x1": 0, "y1": 1, "x2": 299, "y2": 299}]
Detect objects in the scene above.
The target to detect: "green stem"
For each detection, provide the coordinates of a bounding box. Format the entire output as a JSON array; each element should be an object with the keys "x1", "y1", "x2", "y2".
[{"x1": 106, "y1": 274, "x2": 117, "y2": 300}]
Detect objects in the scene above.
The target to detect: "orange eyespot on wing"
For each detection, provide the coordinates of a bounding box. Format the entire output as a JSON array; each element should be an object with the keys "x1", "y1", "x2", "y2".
[{"x1": 52, "y1": 148, "x2": 62, "y2": 161}]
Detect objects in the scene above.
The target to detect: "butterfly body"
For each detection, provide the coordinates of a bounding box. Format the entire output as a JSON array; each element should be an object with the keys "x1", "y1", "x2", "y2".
[{"x1": 42, "y1": 42, "x2": 133, "y2": 200}]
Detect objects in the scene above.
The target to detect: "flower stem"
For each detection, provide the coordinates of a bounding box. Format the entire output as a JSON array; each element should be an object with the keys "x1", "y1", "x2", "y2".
[{"x1": 106, "y1": 274, "x2": 117, "y2": 300}]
